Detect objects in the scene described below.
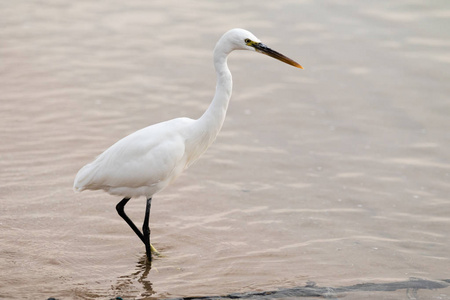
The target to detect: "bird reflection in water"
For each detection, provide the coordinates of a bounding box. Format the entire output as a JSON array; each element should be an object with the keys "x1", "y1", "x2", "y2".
[{"x1": 110, "y1": 255, "x2": 154, "y2": 299}]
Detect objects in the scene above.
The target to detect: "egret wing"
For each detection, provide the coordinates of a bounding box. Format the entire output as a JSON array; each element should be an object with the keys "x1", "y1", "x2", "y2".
[{"x1": 74, "y1": 118, "x2": 193, "y2": 195}]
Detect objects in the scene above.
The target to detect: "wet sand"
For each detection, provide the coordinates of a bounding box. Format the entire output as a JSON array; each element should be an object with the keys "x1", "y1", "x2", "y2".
[{"x1": 1, "y1": 1, "x2": 449, "y2": 299}]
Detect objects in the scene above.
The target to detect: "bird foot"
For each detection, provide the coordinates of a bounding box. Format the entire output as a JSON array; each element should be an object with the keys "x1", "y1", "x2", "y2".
[{"x1": 150, "y1": 243, "x2": 161, "y2": 256}]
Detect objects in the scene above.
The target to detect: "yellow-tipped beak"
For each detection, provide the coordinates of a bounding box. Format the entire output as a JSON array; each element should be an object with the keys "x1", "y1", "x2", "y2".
[{"x1": 252, "y1": 42, "x2": 303, "y2": 69}]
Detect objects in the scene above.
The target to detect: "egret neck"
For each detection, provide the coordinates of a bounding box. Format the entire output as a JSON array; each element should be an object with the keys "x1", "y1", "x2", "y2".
[{"x1": 189, "y1": 40, "x2": 233, "y2": 162}]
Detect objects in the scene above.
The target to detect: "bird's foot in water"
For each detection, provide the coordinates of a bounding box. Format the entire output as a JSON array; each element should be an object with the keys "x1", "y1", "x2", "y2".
[
  {"x1": 150, "y1": 243, "x2": 161, "y2": 256},
  {"x1": 145, "y1": 244, "x2": 161, "y2": 262}
]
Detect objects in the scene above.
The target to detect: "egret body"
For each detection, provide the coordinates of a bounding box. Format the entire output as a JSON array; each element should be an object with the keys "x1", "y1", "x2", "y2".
[{"x1": 74, "y1": 28, "x2": 302, "y2": 261}]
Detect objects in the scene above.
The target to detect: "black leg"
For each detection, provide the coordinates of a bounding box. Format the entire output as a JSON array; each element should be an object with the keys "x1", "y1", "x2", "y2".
[
  {"x1": 143, "y1": 197, "x2": 152, "y2": 261},
  {"x1": 116, "y1": 197, "x2": 156, "y2": 261},
  {"x1": 116, "y1": 198, "x2": 145, "y2": 243}
]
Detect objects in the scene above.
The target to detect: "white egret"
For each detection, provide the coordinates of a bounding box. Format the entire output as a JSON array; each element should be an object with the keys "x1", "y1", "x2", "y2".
[{"x1": 74, "y1": 28, "x2": 302, "y2": 261}]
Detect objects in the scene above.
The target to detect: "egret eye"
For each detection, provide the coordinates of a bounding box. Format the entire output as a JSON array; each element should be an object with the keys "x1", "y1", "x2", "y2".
[{"x1": 245, "y1": 38, "x2": 251, "y2": 44}]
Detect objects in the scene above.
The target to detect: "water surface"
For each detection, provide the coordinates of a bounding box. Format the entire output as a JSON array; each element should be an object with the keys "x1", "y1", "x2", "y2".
[{"x1": 1, "y1": 1, "x2": 449, "y2": 299}]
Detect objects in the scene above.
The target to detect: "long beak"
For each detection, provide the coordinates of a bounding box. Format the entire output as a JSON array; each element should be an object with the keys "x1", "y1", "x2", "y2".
[{"x1": 253, "y1": 43, "x2": 303, "y2": 69}]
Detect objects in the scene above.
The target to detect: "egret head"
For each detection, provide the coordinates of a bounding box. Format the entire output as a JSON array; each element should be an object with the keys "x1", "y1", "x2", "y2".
[{"x1": 217, "y1": 28, "x2": 303, "y2": 69}]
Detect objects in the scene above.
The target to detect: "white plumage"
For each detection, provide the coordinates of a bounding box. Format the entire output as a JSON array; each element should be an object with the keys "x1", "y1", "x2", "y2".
[{"x1": 74, "y1": 118, "x2": 194, "y2": 198}]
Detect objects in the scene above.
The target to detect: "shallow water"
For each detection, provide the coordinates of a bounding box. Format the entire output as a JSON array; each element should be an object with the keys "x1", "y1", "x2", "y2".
[{"x1": 1, "y1": 0, "x2": 449, "y2": 299}]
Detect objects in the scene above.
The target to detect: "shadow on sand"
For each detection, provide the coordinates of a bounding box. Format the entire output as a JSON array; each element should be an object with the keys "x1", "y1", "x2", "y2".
[{"x1": 167, "y1": 278, "x2": 449, "y2": 300}]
